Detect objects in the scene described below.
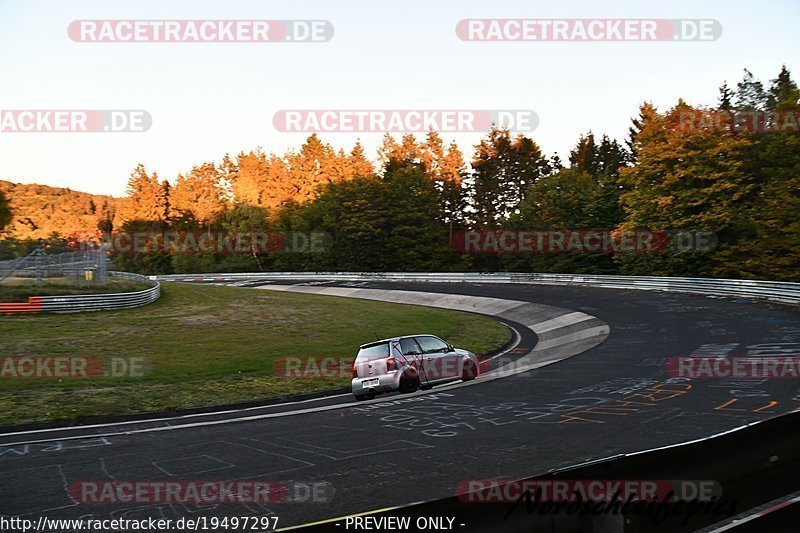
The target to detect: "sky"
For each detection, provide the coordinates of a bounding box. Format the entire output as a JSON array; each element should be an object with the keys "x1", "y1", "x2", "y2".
[{"x1": 0, "y1": 0, "x2": 798, "y2": 196}]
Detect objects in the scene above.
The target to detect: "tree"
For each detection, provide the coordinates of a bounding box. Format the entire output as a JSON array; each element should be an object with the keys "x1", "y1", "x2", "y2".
[
  {"x1": 284, "y1": 165, "x2": 449, "y2": 271},
  {"x1": 549, "y1": 154, "x2": 564, "y2": 172},
  {"x1": 502, "y1": 168, "x2": 620, "y2": 274},
  {"x1": 229, "y1": 140, "x2": 373, "y2": 213},
  {"x1": 217, "y1": 153, "x2": 237, "y2": 203},
  {"x1": 618, "y1": 101, "x2": 756, "y2": 277},
  {"x1": 97, "y1": 199, "x2": 114, "y2": 234},
  {"x1": 228, "y1": 150, "x2": 257, "y2": 206},
  {"x1": 718, "y1": 82, "x2": 734, "y2": 110},
  {"x1": 568, "y1": 132, "x2": 630, "y2": 226},
  {"x1": 159, "y1": 179, "x2": 172, "y2": 221},
  {"x1": 511, "y1": 168, "x2": 611, "y2": 228},
  {"x1": 171, "y1": 162, "x2": 226, "y2": 226},
  {"x1": 420, "y1": 132, "x2": 467, "y2": 229},
  {"x1": 766, "y1": 65, "x2": 800, "y2": 110},
  {"x1": 230, "y1": 149, "x2": 291, "y2": 210},
  {"x1": 349, "y1": 141, "x2": 376, "y2": 178},
  {"x1": 110, "y1": 218, "x2": 173, "y2": 275},
  {"x1": 469, "y1": 127, "x2": 549, "y2": 226},
  {"x1": 0, "y1": 190, "x2": 11, "y2": 232},
  {"x1": 378, "y1": 132, "x2": 467, "y2": 238},
  {"x1": 717, "y1": 81, "x2": 734, "y2": 111},
  {"x1": 712, "y1": 124, "x2": 800, "y2": 280},
  {"x1": 378, "y1": 133, "x2": 424, "y2": 172},
  {"x1": 569, "y1": 132, "x2": 599, "y2": 174},
  {"x1": 692, "y1": 68, "x2": 800, "y2": 280},
  {"x1": 124, "y1": 164, "x2": 169, "y2": 222},
  {"x1": 498, "y1": 132, "x2": 629, "y2": 274},
  {"x1": 285, "y1": 134, "x2": 345, "y2": 203},
  {"x1": 735, "y1": 68, "x2": 767, "y2": 110},
  {"x1": 627, "y1": 102, "x2": 661, "y2": 163}
]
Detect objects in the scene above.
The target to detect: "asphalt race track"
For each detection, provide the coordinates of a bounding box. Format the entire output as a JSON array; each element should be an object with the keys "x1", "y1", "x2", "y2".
[{"x1": 2, "y1": 280, "x2": 800, "y2": 531}]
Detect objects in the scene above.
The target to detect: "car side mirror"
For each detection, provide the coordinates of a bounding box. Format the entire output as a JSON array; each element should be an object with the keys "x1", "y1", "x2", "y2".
[{"x1": 447, "y1": 344, "x2": 454, "y2": 352}]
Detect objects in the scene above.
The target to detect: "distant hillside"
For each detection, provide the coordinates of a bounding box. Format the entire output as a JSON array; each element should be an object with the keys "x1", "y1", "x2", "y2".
[{"x1": 0, "y1": 180, "x2": 127, "y2": 240}]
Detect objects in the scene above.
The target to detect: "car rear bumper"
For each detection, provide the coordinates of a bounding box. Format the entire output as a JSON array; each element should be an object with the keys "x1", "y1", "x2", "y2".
[{"x1": 351, "y1": 370, "x2": 403, "y2": 397}]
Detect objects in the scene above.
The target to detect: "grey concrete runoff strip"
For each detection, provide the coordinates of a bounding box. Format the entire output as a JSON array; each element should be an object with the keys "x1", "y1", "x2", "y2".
[
  {"x1": 0, "y1": 286, "x2": 609, "y2": 445},
  {"x1": 257, "y1": 285, "x2": 610, "y2": 380}
]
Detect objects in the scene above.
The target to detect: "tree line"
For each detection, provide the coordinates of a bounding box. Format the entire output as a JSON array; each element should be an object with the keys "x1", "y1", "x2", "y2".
[{"x1": 1, "y1": 66, "x2": 798, "y2": 280}]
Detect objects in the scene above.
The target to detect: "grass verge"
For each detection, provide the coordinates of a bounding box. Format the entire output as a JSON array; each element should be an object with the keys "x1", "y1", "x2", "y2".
[{"x1": 0, "y1": 282, "x2": 509, "y2": 426}]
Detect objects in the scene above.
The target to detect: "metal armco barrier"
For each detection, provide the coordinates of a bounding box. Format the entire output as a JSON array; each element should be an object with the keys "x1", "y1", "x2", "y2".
[
  {"x1": 297, "y1": 412, "x2": 800, "y2": 533},
  {"x1": 159, "y1": 272, "x2": 800, "y2": 305},
  {"x1": 0, "y1": 271, "x2": 160, "y2": 314}
]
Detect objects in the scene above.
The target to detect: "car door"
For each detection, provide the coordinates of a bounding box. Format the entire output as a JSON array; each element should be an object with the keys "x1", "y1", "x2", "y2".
[
  {"x1": 399, "y1": 337, "x2": 428, "y2": 385},
  {"x1": 415, "y1": 335, "x2": 458, "y2": 380}
]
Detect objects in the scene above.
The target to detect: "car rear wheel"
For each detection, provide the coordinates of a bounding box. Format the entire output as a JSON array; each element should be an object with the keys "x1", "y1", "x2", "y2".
[
  {"x1": 461, "y1": 360, "x2": 477, "y2": 381},
  {"x1": 398, "y1": 373, "x2": 420, "y2": 394}
]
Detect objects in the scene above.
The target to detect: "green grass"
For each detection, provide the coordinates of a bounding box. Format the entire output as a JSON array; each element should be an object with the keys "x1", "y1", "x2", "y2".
[
  {"x1": 0, "y1": 282, "x2": 509, "y2": 426},
  {"x1": 0, "y1": 277, "x2": 152, "y2": 302}
]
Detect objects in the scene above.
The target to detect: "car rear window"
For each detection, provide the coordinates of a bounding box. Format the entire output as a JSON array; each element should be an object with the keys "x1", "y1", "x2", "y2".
[{"x1": 356, "y1": 342, "x2": 390, "y2": 361}]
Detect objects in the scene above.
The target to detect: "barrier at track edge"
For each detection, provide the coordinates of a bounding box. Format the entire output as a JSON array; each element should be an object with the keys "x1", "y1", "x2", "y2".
[
  {"x1": 159, "y1": 272, "x2": 800, "y2": 306},
  {"x1": 0, "y1": 271, "x2": 159, "y2": 314},
  {"x1": 291, "y1": 411, "x2": 800, "y2": 532}
]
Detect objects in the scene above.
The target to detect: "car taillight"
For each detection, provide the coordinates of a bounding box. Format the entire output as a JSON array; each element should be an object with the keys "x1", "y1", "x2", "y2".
[
  {"x1": 352, "y1": 363, "x2": 358, "y2": 378},
  {"x1": 386, "y1": 357, "x2": 396, "y2": 371}
]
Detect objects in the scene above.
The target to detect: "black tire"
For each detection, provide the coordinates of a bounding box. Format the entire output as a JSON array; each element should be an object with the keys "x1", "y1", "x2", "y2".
[
  {"x1": 398, "y1": 372, "x2": 420, "y2": 394},
  {"x1": 355, "y1": 393, "x2": 375, "y2": 401},
  {"x1": 461, "y1": 360, "x2": 477, "y2": 382}
]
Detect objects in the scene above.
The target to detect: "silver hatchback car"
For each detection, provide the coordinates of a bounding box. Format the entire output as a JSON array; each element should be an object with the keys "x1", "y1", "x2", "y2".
[{"x1": 351, "y1": 334, "x2": 480, "y2": 401}]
